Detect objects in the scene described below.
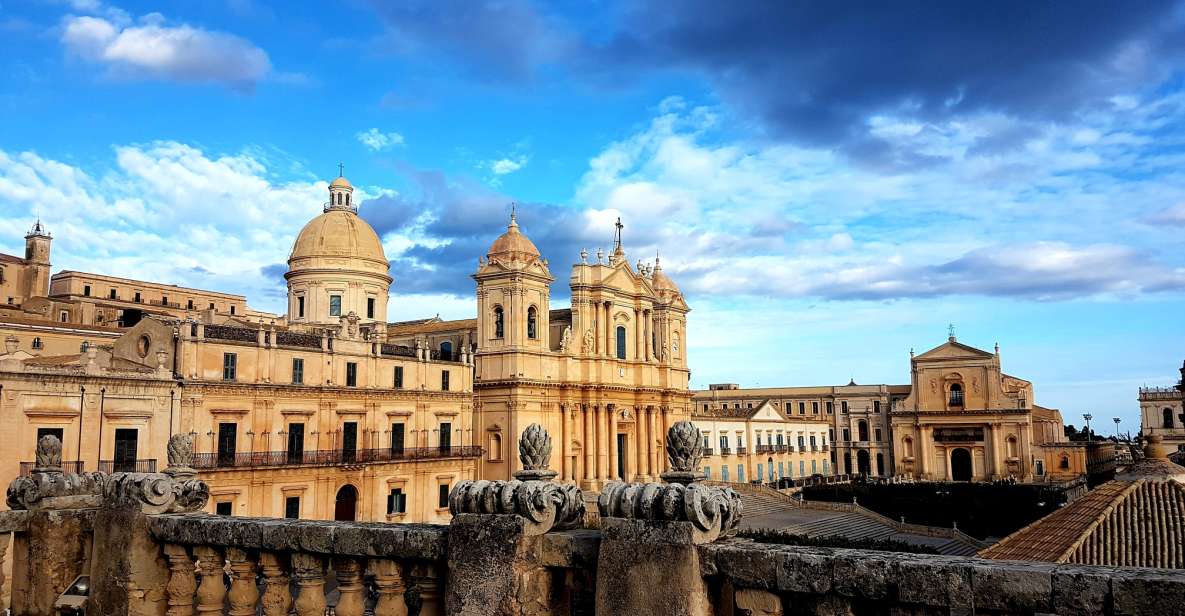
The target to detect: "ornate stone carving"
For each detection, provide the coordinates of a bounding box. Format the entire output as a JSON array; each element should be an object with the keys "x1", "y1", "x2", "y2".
[
  {"x1": 34, "y1": 434, "x2": 62, "y2": 472},
  {"x1": 517, "y1": 423, "x2": 555, "y2": 480},
  {"x1": 559, "y1": 325, "x2": 572, "y2": 353},
  {"x1": 448, "y1": 424, "x2": 584, "y2": 534},
  {"x1": 164, "y1": 433, "x2": 196, "y2": 478},
  {"x1": 103, "y1": 472, "x2": 210, "y2": 514},
  {"x1": 596, "y1": 421, "x2": 743, "y2": 543}
]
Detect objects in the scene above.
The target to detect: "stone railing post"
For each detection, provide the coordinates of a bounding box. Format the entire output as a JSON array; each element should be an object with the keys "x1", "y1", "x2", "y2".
[
  {"x1": 163, "y1": 543, "x2": 197, "y2": 616},
  {"x1": 258, "y1": 552, "x2": 291, "y2": 616},
  {"x1": 291, "y1": 553, "x2": 327, "y2": 616},
  {"x1": 193, "y1": 546, "x2": 225, "y2": 614},
  {"x1": 595, "y1": 420, "x2": 742, "y2": 616},
  {"x1": 371, "y1": 559, "x2": 409, "y2": 616},
  {"x1": 445, "y1": 423, "x2": 586, "y2": 615},
  {"x1": 86, "y1": 433, "x2": 211, "y2": 616}
]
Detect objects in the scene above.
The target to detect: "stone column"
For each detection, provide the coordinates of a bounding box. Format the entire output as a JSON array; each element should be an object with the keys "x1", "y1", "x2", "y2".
[
  {"x1": 990, "y1": 422, "x2": 1003, "y2": 479},
  {"x1": 648, "y1": 407, "x2": 659, "y2": 477},
  {"x1": 583, "y1": 405, "x2": 596, "y2": 489},
  {"x1": 636, "y1": 407, "x2": 648, "y2": 481},
  {"x1": 560, "y1": 403, "x2": 569, "y2": 481},
  {"x1": 918, "y1": 425, "x2": 931, "y2": 479},
  {"x1": 609, "y1": 405, "x2": 619, "y2": 480},
  {"x1": 595, "y1": 405, "x2": 607, "y2": 484}
]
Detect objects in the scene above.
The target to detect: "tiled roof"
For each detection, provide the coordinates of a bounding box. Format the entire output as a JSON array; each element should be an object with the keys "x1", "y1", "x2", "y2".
[
  {"x1": 980, "y1": 479, "x2": 1185, "y2": 568},
  {"x1": 387, "y1": 318, "x2": 477, "y2": 336},
  {"x1": 0, "y1": 253, "x2": 26, "y2": 265}
]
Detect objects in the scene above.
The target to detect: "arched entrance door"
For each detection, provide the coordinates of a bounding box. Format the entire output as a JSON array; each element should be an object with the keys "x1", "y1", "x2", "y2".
[
  {"x1": 856, "y1": 450, "x2": 871, "y2": 475},
  {"x1": 950, "y1": 448, "x2": 972, "y2": 481},
  {"x1": 335, "y1": 484, "x2": 358, "y2": 521}
]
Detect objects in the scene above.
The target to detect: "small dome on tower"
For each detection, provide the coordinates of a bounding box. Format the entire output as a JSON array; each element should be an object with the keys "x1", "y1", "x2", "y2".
[
  {"x1": 330, "y1": 176, "x2": 353, "y2": 189},
  {"x1": 650, "y1": 257, "x2": 682, "y2": 296},
  {"x1": 487, "y1": 209, "x2": 541, "y2": 264}
]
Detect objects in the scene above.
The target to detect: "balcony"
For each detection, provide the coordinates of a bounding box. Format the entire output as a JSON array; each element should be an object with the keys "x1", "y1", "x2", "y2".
[
  {"x1": 191, "y1": 446, "x2": 483, "y2": 470},
  {"x1": 775, "y1": 444, "x2": 787, "y2": 453},
  {"x1": 736, "y1": 447, "x2": 748, "y2": 455},
  {"x1": 702, "y1": 447, "x2": 715, "y2": 457},
  {"x1": 19, "y1": 461, "x2": 84, "y2": 475},
  {"x1": 719, "y1": 447, "x2": 732, "y2": 456},
  {"x1": 98, "y1": 459, "x2": 158, "y2": 474},
  {"x1": 755, "y1": 445, "x2": 772, "y2": 453}
]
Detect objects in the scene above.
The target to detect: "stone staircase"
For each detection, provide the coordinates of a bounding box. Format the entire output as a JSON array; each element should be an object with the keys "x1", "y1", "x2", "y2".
[{"x1": 726, "y1": 484, "x2": 988, "y2": 557}]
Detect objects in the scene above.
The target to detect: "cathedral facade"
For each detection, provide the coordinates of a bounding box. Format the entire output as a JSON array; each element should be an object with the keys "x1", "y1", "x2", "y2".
[{"x1": 0, "y1": 173, "x2": 692, "y2": 522}]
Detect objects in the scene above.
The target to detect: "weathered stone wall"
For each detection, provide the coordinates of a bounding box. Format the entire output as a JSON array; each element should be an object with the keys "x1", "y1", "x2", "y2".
[{"x1": 9, "y1": 509, "x2": 93, "y2": 616}]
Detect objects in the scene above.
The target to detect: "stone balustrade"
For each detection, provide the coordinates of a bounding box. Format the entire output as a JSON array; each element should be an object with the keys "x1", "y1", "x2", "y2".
[{"x1": 4, "y1": 426, "x2": 1185, "y2": 616}]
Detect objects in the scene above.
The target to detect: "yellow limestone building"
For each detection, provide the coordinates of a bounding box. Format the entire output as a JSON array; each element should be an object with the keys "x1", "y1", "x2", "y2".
[
  {"x1": 891, "y1": 334, "x2": 1062, "y2": 481},
  {"x1": 468, "y1": 215, "x2": 692, "y2": 489}
]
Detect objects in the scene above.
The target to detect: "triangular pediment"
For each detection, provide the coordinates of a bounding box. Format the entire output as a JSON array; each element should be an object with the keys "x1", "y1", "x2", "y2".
[
  {"x1": 914, "y1": 339, "x2": 994, "y2": 360},
  {"x1": 600, "y1": 261, "x2": 656, "y2": 296},
  {"x1": 751, "y1": 400, "x2": 785, "y2": 421}
]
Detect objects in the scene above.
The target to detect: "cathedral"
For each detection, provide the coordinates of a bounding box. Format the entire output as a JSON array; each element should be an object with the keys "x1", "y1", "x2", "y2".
[{"x1": 0, "y1": 173, "x2": 691, "y2": 522}]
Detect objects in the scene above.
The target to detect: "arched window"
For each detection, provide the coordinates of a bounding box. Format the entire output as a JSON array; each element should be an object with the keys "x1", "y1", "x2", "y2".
[
  {"x1": 493, "y1": 306, "x2": 504, "y2": 338},
  {"x1": 903, "y1": 437, "x2": 914, "y2": 458},
  {"x1": 345, "y1": 194, "x2": 350, "y2": 206},
  {"x1": 616, "y1": 325, "x2": 626, "y2": 360},
  {"x1": 1165, "y1": 408, "x2": 1175, "y2": 429},
  {"x1": 948, "y1": 383, "x2": 964, "y2": 407},
  {"x1": 857, "y1": 420, "x2": 869, "y2": 442},
  {"x1": 31, "y1": 337, "x2": 42, "y2": 350},
  {"x1": 1007, "y1": 435, "x2": 1018, "y2": 458},
  {"x1": 527, "y1": 306, "x2": 537, "y2": 339},
  {"x1": 440, "y1": 341, "x2": 453, "y2": 361},
  {"x1": 1059, "y1": 455, "x2": 1070, "y2": 470}
]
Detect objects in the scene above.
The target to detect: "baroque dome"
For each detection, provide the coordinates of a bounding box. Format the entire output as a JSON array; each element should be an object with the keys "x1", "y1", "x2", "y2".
[
  {"x1": 487, "y1": 212, "x2": 541, "y2": 263},
  {"x1": 288, "y1": 208, "x2": 389, "y2": 274},
  {"x1": 650, "y1": 257, "x2": 681, "y2": 296}
]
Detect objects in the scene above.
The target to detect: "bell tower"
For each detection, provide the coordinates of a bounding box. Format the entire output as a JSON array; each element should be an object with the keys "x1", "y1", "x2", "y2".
[
  {"x1": 473, "y1": 209, "x2": 554, "y2": 372},
  {"x1": 23, "y1": 219, "x2": 51, "y2": 298}
]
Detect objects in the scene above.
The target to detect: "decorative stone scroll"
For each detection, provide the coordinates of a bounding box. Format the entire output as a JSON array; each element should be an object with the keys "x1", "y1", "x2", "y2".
[
  {"x1": 105, "y1": 433, "x2": 209, "y2": 513},
  {"x1": 6, "y1": 435, "x2": 106, "y2": 510},
  {"x1": 448, "y1": 423, "x2": 585, "y2": 535},
  {"x1": 597, "y1": 420, "x2": 743, "y2": 543}
]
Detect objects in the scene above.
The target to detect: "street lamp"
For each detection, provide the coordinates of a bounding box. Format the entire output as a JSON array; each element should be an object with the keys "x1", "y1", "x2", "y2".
[
  {"x1": 1082, "y1": 413, "x2": 1093, "y2": 441},
  {"x1": 1113, "y1": 417, "x2": 1121, "y2": 440}
]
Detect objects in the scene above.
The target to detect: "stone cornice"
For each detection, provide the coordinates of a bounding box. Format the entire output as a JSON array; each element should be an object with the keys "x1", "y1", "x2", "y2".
[{"x1": 180, "y1": 381, "x2": 470, "y2": 402}]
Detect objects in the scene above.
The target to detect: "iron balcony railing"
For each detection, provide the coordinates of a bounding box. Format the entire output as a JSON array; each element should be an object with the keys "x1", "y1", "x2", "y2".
[
  {"x1": 19, "y1": 461, "x2": 85, "y2": 475},
  {"x1": 702, "y1": 447, "x2": 715, "y2": 456},
  {"x1": 719, "y1": 447, "x2": 732, "y2": 456},
  {"x1": 98, "y1": 459, "x2": 158, "y2": 474},
  {"x1": 736, "y1": 447, "x2": 748, "y2": 455},
  {"x1": 191, "y1": 445, "x2": 483, "y2": 470}
]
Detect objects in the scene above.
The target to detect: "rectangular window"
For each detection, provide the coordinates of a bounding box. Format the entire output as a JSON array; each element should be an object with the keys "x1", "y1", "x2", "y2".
[
  {"x1": 217, "y1": 423, "x2": 237, "y2": 467},
  {"x1": 59, "y1": 310, "x2": 68, "y2": 322},
  {"x1": 387, "y1": 488, "x2": 407, "y2": 514},
  {"x1": 292, "y1": 358, "x2": 304, "y2": 384},
  {"x1": 798, "y1": 402, "x2": 805, "y2": 415},
  {"x1": 287, "y1": 423, "x2": 305, "y2": 463},
  {"x1": 812, "y1": 460, "x2": 818, "y2": 474},
  {"x1": 721, "y1": 466, "x2": 729, "y2": 481},
  {"x1": 113, "y1": 428, "x2": 138, "y2": 472},
  {"x1": 285, "y1": 496, "x2": 300, "y2": 519},
  {"x1": 222, "y1": 353, "x2": 237, "y2": 380},
  {"x1": 109, "y1": 288, "x2": 117, "y2": 299},
  {"x1": 441, "y1": 370, "x2": 450, "y2": 391},
  {"x1": 842, "y1": 428, "x2": 850, "y2": 441},
  {"x1": 394, "y1": 366, "x2": 404, "y2": 389},
  {"x1": 757, "y1": 463, "x2": 763, "y2": 482},
  {"x1": 83, "y1": 285, "x2": 91, "y2": 296},
  {"x1": 216, "y1": 502, "x2": 233, "y2": 516},
  {"x1": 329, "y1": 294, "x2": 342, "y2": 316},
  {"x1": 438, "y1": 483, "x2": 450, "y2": 508},
  {"x1": 134, "y1": 291, "x2": 141, "y2": 303},
  {"x1": 826, "y1": 401, "x2": 834, "y2": 414},
  {"x1": 812, "y1": 401, "x2": 819, "y2": 414},
  {"x1": 810, "y1": 435, "x2": 817, "y2": 448},
  {"x1": 346, "y1": 362, "x2": 358, "y2": 387},
  {"x1": 297, "y1": 296, "x2": 305, "y2": 318},
  {"x1": 161, "y1": 295, "x2": 168, "y2": 306},
  {"x1": 230, "y1": 305, "x2": 236, "y2": 315},
  {"x1": 875, "y1": 428, "x2": 882, "y2": 442},
  {"x1": 187, "y1": 299, "x2": 194, "y2": 310},
  {"x1": 798, "y1": 435, "x2": 805, "y2": 449},
  {"x1": 738, "y1": 465, "x2": 745, "y2": 482},
  {"x1": 841, "y1": 401, "x2": 849, "y2": 413},
  {"x1": 779, "y1": 462, "x2": 785, "y2": 478},
  {"x1": 799, "y1": 461, "x2": 805, "y2": 476},
  {"x1": 209, "y1": 303, "x2": 215, "y2": 310},
  {"x1": 703, "y1": 404, "x2": 708, "y2": 412},
  {"x1": 719, "y1": 435, "x2": 728, "y2": 450},
  {"x1": 367, "y1": 297, "x2": 375, "y2": 319},
  {"x1": 391, "y1": 423, "x2": 405, "y2": 455},
  {"x1": 616, "y1": 326, "x2": 627, "y2": 360},
  {"x1": 873, "y1": 400, "x2": 881, "y2": 413},
  {"x1": 439, "y1": 422, "x2": 452, "y2": 450},
  {"x1": 342, "y1": 422, "x2": 358, "y2": 462}
]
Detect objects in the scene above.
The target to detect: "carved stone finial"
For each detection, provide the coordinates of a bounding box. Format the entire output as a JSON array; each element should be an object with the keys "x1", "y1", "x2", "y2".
[
  {"x1": 34, "y1": 434, "x2": 63, "y2": 473},
  {"x1": 662, "y1": 421, "x2": 703, "y2": 485},
  {"x1": 515, "y1": 423, "x2": 557, "y2": 481},
  {"x1": 164, "y1": 433, "x2": 196, "y2": 479}
]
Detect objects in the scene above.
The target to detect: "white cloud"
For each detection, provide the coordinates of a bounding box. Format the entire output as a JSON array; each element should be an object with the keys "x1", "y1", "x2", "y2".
[
  {"x1": 60, "y1": 11, "x2": 271, "y2": 89},
  {"x1": 0, "y1": 142, "x2": 401, "y2": 312},
  {"x1": 489, "y1": 156, "x2": 527, "y2": 175},
  {"x1": 355, "y1": 128, "x2": 406, "y2": 151}
]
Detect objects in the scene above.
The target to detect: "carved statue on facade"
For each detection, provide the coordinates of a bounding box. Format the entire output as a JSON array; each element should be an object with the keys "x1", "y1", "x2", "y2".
[
  {"x1": 582, "y1": 328, "x2": 594, "y2": 353},
  {"x1": 559, "y1": 326, "x2": 572, "y2": 354},
  {"x1": 447, "y1": 423, "x2": 585, "y2": 535}
]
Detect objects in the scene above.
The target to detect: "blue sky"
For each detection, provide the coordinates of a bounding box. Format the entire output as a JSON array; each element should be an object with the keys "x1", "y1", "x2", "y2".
[{"x1": 1, "y1": 0, "x2": 1184, "y2": 434}]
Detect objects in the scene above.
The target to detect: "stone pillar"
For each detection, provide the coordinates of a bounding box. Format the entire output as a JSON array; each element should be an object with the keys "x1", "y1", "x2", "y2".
[
  {"x1": 636, "y1": 407, "x2": 648, "y2": 481},
  {"x1": 583, "y1": 405, "x2": 596, "y2": 489},
  {"x1": 595, "y1": 405, "x2": 607, "y2": 484},
  {"x1": 609, "y1": 405, "x2": 619, "y2": 481},
  {"x1": 990, "y1": 422, "x2": 1003, "y2": 479},
  {"x1": 648, "y1": 407, "x2": 659, "y2": 478}
]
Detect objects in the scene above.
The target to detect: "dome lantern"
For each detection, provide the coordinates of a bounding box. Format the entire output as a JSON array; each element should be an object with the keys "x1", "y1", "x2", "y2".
[{"x1": 326, "y1": 164, "x2": 355, "y2": 212}]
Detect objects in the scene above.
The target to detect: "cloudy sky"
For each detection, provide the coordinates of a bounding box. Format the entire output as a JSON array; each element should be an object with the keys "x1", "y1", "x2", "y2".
[{"x1": 2, "y1": 0, "x2": 1184, "y2": 434}]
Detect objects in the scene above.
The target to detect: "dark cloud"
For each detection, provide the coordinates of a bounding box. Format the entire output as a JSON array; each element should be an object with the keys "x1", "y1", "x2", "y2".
[
  {"x1": 358, "y1": 164, "x2": 621, "y2": 297},
  {"x1": 259, "y1": 263, "x2": 287, "y2": 281},
  {"x1": 367, "y1": 1, "x2": 1184, "y2": 163}
]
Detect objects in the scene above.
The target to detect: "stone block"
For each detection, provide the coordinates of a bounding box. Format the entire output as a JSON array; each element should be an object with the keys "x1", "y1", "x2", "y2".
[
  {"x1": 892, "y1": 555, "x2": 973, "y2": 609},
  {"x1": 831, "y1": 550, "x2": 890, "y2": 600},
  {"x1": 969, "y1": 561, "x2": 1052, "y2": 613},
  {"x1": 1051, "y1": 566, "x2": 1111, "y2": 616},
  {"x1": 774, "y1": 547, "x2": 833, "y2": 595},
  {"x1": 331, "y1": 523, "x2": 378, "y2": 556},
  {"x1": 539, "y1": 529, "x2": 600, "y2": 569},
  {"x1": 711, "y1": 543, "x2": 779, "y2": 590},
  {"x1": 366, "y1": 524, "x2": 408, "y2": 558},
  {"x1": 1112, "y1": 568, "x2": 1185, "y2": 616},
  {"x1": 297, "y1": 522, "x2": 335, "y2": 554},
  {"x1": 258, "y1": 518, "x2": 303, "y2": 552}
]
